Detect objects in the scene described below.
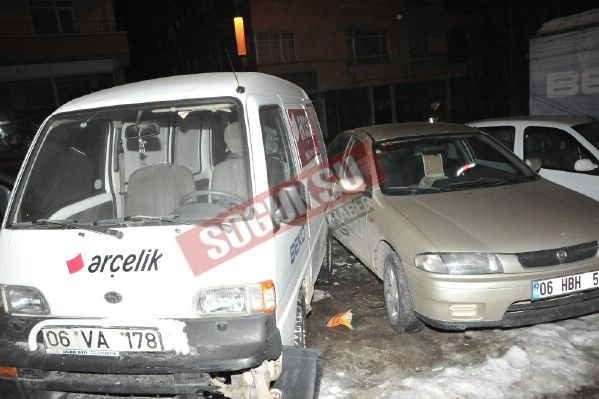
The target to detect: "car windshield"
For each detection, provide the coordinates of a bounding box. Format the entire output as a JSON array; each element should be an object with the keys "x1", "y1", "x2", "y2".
[
  {"x1": 10, "y1": 100, "x2": 251, "y2": 225},
  {"x1": 375, "y1": 132, "x2": 536, "y2": 195},
  {"x1": 573, "y1": 122, "x2": 599, "y2": 149}
]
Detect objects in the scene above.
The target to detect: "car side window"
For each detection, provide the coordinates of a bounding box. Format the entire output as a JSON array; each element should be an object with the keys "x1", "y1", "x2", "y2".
[
  {"x1": 477, "y1": 126, "x2": 515, "y2": 151},
  {"x1": 259, "y1": 106, "x2": 296, "y2": 188},
  {"x1": 524, "y1": 126, "x2": 598, "y2": 172}
]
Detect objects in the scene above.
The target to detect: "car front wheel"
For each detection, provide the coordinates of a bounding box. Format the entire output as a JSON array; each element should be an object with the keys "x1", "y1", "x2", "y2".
[{"x1": 383, "y1": 253, "x2": 423, "y2": 333}]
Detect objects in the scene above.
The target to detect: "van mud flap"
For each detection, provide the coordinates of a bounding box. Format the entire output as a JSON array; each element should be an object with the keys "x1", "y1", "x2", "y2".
[{"x1": 273, "y1": 346, "x2": 322, "y2": 399}]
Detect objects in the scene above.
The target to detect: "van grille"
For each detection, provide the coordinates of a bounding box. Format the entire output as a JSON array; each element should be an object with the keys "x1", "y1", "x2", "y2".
[{"x1": 517, "y1": 241, "x2": 598, "y2": 268}]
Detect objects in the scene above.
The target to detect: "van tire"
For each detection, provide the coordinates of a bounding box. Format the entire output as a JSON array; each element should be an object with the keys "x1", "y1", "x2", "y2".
[
  {"x1": 316, "y1": 231, "x2": 333, "y2": 284},
  {"x1": 294, "y1": 293, "x2": 307, "y2": 347},
  {"x1": 383, "y1": 253, "x2": 423, "y2": 333}
]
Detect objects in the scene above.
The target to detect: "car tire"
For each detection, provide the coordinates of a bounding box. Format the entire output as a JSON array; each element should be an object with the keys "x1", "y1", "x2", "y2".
[
  {"x1": 294, "y1": 293, "x2": 307, "y2": 347},
  {"x1": 316, "y1": 231, "x2": 333, "y2": 284},
  {"x1": 383, "y1": 253, "x2": 423, "y2": 333}
]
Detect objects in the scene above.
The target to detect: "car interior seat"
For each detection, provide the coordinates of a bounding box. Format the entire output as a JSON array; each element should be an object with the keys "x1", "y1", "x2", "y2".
[
  {"x1": 211, "y1": 122, "x2": 248, "y2": 199},
  {"x1": 125, "y1": 163, "x2": 195, "y2": 217}
]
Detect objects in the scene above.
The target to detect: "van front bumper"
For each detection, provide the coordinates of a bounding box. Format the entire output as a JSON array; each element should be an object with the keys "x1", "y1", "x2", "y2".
[
  {"x1": 0, "y1": 314, "x2": 282, "y2": 396},
  {"x1": 408, "y1": 263, "x2": 599, "y2": 330}
]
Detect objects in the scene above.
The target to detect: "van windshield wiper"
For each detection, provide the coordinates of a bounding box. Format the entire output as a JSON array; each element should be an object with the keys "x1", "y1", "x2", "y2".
[
  {"x1": 97, "y1": 215, "x2": 196, "y2": 226},
  {"x1": 18, "y1": 219, "x2": 123, "y2": 239}
]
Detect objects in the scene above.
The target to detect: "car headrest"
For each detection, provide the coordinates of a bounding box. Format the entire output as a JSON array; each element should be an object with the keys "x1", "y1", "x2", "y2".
[{"x1": 224, "y1": 122, "x2": 244, "y2": 157}]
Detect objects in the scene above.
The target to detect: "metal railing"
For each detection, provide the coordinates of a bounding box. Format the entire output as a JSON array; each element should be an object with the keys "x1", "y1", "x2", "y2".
[{"x1": 0, "y1": 20, "x2": 117, "y2": 36}]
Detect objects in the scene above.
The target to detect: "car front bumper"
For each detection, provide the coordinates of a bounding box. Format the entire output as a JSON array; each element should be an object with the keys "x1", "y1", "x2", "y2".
[
  {"x1": 408, "y1": 260, "x2": 599, "y2": 330},
  {"x1": 0, "y1": 314, "x2": 282, "y2": 396}
]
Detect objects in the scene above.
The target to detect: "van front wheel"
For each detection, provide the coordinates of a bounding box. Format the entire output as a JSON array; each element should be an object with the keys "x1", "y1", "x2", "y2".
[
  {"x1": 383, "y1": 253, "x2": 423, "y2": 333},
  {"x1": 294, "y1": 293, "x2": 307, "y2": 347}
]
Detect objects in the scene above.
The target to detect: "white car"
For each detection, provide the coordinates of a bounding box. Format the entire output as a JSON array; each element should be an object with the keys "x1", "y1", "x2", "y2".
[
  {"x1": 468, "y1": 116, "x2": 599, "y2": 201},
  {"x1": 0, "y1": 73, "x2": 329, "y2": 398}
]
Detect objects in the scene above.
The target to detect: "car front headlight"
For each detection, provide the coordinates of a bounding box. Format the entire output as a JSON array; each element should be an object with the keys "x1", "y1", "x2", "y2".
[
  {"x1": 2, "y1": 285, "x2": 50, "y2": 315},
  {"x1": 414, "y1": 253, "x2": 503, "y2": 275},
  {"x1": 196, "y1": 280, "x2": 276, "y2": 316}
]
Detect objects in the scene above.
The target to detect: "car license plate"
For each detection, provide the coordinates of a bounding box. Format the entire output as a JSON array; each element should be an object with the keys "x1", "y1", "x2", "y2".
[
  {"x1": 532, "y1": 270, "x2": 599, "y2": 300},
  {"x1": 42, "y1": 327, "x2": 164, "y2": 356}
]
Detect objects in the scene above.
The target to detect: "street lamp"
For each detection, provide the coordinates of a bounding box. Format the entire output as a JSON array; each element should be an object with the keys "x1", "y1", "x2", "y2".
[{"x1": 233, "y1": 16, "x2": 247, "y2": 57}]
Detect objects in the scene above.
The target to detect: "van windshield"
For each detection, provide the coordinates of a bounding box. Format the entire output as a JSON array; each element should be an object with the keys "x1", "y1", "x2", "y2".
[
  {"x1": 10, "y1": 100, "x2": 251, "y2": 225},
  {"x1": 375, "y1": 133, "x2": 536, "y2": 195}
]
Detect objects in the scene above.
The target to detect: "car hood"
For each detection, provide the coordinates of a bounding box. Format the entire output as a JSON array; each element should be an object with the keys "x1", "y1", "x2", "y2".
[{"x1": 383, "y1": 179, "x2": 599, "y2": 253}]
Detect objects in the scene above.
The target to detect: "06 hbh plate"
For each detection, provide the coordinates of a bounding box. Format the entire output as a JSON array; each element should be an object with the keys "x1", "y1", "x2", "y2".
[{"x1": 532, "y1": 270, "x2": 599, "y2": 301}]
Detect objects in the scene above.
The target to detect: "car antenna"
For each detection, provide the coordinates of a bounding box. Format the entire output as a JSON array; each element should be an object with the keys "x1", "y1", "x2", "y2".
[{"x1": 225, "y1": 49, "x2": 245, "y2": 94}]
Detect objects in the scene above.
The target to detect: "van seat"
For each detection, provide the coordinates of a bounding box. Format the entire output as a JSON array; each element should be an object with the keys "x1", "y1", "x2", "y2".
[
  {"x1": 125, "y1": 164, "x2": 195, "y2": 216},
  {"x1": 211, "y1": 122, "x2": 248, "y2": 199}
]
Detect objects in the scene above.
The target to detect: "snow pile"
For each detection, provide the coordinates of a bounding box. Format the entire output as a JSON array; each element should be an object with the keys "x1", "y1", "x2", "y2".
[{"x1": 319, "y1": 313, "x2": 599, "y2": 398}]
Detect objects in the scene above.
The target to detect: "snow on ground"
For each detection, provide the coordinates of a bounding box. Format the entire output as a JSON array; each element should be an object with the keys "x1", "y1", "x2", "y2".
[
  {"x1": 311, "y1": 241, "x2": 599, "y2": 399},
  {"x1": 385, "y1": 314, "x2": 599, "y2": 399}
]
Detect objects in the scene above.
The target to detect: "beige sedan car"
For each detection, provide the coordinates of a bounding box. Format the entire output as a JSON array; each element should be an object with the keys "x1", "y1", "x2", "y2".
[{"x1": 327, "y1": 122, "x2": 599, "y2": 332}]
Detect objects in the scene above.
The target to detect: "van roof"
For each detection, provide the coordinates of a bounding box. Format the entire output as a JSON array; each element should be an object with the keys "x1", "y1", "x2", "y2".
[
  {"x1": 347, "y1": 122, "x2": 479, "y2": 142},
  {"x1": 55, "y1": 72, "x2": 307, "y2": 114}
]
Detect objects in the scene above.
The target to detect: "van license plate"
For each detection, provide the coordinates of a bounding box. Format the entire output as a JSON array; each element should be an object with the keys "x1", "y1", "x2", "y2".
[
  {"x1": 42, "y1": 327, "x2": 164, "y2": 356},
  {"x1": 532, "y1": 270, "x2": 599, "y2": 300}
]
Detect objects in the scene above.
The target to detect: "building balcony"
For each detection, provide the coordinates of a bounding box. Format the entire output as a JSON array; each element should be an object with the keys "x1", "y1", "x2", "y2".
[
  {"x1": 0, "y1": 19, "x2": 117, "y2": 36},
  {"x1": 0, "y1": 19, "x2": 129, "y2": 66}
]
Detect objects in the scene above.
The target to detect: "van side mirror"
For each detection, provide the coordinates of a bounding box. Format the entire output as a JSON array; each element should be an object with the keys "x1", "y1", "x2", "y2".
[
  {"x1": 0, "y1": 185, "x2": 11, "y2": 219},
  {"x1": 525, "y1": 157, "x2": 542, "y2": 172},
  {"x1": 574, "y1": 158, "x2": 598, "y2": 172},
  {"x1": 272, "y1": 182, "x2": 308, "y2": 227}
]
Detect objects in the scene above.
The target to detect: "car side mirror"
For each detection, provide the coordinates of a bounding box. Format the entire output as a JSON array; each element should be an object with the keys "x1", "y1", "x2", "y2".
[
  {"x1": 525, "y1": 157, "x2": 542, "y2": 172},
  {"x1": 574, "y1": 158, "x2": 598, "y2": 172},
  {"x1": 0, "y1": 185, "x2": 11, "y2": 219},
  {"x1": 338, "y1": 175, "x2": 366, "y2": 194}
]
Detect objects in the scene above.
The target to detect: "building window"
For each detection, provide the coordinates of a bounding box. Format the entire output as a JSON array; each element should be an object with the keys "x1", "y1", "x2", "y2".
[
  {"x1": 255, "y1": 32, "x2": 295, "y2": 65},
  {"x1": 410, "y1": 31, "x2": 447, "y2": 56},
  {"x1": 28, "y1": 0, "x2": 73, "y2": 34},
  {"x1": 345, "y1": 30, "x2": 390, "y2": 65}
]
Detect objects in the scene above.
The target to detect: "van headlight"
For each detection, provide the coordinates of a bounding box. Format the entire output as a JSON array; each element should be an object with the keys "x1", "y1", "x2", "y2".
[
  {"x1": 196, "y1": 280, "x2": 276, "y2": 316},
  {"x1": 414, "y1": 253, "x2": 503, "y2": 275},
  {"x1": 2, "y1": 285, "x2": 50, "y2": 315}
]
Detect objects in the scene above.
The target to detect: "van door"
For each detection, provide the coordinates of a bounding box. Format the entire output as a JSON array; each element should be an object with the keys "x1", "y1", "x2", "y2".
[
  {"x1": 286, "y1": 106, "x2": 327, "y2": 284},
  {"x1": 523, "y1": 125, "x2": 599, "y2": 200},
  {"x1": 254, "y1": 103, "x2": 310, "y2": 344}
]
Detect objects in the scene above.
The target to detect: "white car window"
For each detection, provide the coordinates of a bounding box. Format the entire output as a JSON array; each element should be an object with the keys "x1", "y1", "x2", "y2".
[{"x1": 524, "y1": 126, "x2": 598, "y2": 172}]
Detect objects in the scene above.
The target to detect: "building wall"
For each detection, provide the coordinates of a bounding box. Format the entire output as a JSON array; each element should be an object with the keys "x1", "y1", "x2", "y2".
[
  {"x1": 0, "y1": 0, "x2": 129, "y2": 161},
  {"x1": 248, "y1": 0, "x2": 467, "y2": 137}
]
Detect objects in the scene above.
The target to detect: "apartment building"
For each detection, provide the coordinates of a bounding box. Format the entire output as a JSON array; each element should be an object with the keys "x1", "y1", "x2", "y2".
[
  {"x1": 122, "y1": 0, "x2": 465, "y2": 138},
  {"x1": 0, "y1": 0, "x2": 129, "y2": 149}
]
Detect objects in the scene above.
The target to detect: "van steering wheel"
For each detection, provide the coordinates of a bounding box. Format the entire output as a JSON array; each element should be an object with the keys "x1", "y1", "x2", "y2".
[{"x1": 180, "y1": 190, "x2": 245, "y2": 207}]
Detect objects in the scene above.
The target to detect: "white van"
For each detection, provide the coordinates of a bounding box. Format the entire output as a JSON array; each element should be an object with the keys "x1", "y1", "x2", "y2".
[{"x1": 0, "y1": 73, "x2": 330, "y2": 398}]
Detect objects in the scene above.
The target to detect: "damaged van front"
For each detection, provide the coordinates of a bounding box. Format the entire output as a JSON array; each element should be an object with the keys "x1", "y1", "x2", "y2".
[{"x1": 0, "y1": 73, "x2": 328, "y2": 398}]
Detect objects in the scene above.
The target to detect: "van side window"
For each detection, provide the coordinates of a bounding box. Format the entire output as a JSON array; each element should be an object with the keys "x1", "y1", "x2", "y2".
[
  {"x1": 477, "y1": 126, "x2": 515, "y2": 151},
  {"x1": 259, "y1": 106, "x2": 296, "y2": 188},
  {"x1": 524, "y1": 126, "x2": 598, "y2": 172},
  {"x1": 211, "y1": 111, "x2": 231, "y2": 165}
]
